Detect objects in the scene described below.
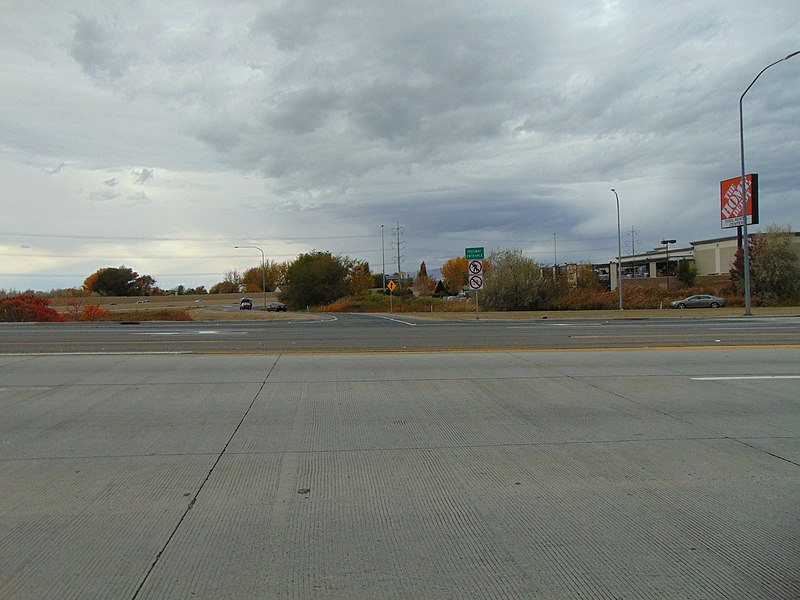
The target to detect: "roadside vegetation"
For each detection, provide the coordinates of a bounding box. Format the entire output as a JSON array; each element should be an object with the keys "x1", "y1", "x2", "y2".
[
  {"x1": 0, "y1": 294, "x2": 194, "y2": 323},
  {"x1": 2, "y1": 224, "x2": 798, "y2": 321}
]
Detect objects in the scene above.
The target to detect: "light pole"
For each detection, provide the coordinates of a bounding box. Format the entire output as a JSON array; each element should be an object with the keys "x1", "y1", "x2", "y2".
[
  {"x1": 739, "y1": 50, "x2": 800, "y2": 316},
  {"x1": 552, "y1": 233, "x2": 557, "y2": 279},
  {"x1": 234, "y1": 245, "x2": 266, "y2": 311},
  {"x1": 611, "y1": 189, "x2": 623, "y2": 310},
  {"x1": 661, "y1": 239, "x2": 676, "y2": 291},
  {"x1": 381, "y1": 224, "x2": 386, "y2": 293}
]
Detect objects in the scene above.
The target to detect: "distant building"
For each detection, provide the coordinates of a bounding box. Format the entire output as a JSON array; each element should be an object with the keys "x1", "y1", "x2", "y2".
[{"x1": 605, "y1": 232, "x2": 800, "y2": 289}]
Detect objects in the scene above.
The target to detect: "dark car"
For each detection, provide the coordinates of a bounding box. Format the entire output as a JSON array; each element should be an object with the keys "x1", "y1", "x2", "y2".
[
  {"x1": 239, "y1": 297, "x2": 253, "y2": 310},
  {"x1": 670, "y1": 294, "x2": 726, "y2": 309},
  {"x1": 267, "y1": 302, "x2": 287, "y2": 312}
]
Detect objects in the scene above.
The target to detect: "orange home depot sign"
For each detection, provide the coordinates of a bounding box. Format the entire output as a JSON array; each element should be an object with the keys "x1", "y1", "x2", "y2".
[{"x1": 720, "y1": 174, "x2": 759, "y2": 229}]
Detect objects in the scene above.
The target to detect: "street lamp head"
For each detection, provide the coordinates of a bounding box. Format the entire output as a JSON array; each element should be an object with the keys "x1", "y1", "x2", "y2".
[
  {"x1": 784, "y1": 50, "x2": 800, "y2": 61},
  {"x1": 661, "y1": 239, "x2": 676, "y2": 245}
]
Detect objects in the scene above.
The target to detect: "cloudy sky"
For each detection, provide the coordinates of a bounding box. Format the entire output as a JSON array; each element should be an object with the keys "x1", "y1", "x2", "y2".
[{"x1": 2, "y1": 1, "x2": 798, "y2": 292}]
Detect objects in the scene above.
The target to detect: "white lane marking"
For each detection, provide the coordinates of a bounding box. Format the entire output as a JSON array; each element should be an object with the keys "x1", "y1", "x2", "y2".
[
  {"x1": 130, "y1": 330, "x2": 245, "y2": 336},
  {"x1": 0, "y1": 387, "x2": 52, "y2": 391},
  {"x1": 692, "y1": 375, "x2": 800, "y2": 381},
  {"x1": 367, "y1": 314, "x2": 417, "y2": 326}
]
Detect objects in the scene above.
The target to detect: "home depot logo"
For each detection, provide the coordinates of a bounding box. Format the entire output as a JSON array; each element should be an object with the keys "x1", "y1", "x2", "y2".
[{"x1": 720, "y1": 174, "x2": 759, "y2": 229}]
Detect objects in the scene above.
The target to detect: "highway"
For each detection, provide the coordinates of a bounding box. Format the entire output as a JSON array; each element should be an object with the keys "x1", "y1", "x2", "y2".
[
  {"x1": 1, "y1": 313, "x2": 800, "y2": 353},
  {"x1": 2, "y1": 315, "x2": 799, "y2": 599}
]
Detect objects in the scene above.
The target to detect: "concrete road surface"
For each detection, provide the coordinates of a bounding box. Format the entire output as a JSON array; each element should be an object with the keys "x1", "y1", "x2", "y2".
[{"x1": 1, "y1": 349, "x2": 798, "y2": 599}]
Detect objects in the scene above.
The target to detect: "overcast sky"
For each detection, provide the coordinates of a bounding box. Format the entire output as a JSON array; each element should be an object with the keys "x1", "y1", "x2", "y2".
[{"x1": 2, "y1": 1, "x2": 798, "y2": 292}]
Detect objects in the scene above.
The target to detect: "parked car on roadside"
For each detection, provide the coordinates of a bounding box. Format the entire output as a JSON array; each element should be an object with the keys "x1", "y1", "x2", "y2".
[
  {"x1": 239, "y1": 297, "x2": 253, "y2": 310},
  {"x1": 670, "y1": 295, "x2": 726, "y2": 309},
  {"x1": 267, "y1": 302, "x2": 287, "y2": 312}
]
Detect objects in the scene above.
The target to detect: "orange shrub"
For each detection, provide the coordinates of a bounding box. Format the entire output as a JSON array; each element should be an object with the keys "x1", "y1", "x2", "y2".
[{"x1": 80, "y1": 304, "x2": 111, "y2": 321}]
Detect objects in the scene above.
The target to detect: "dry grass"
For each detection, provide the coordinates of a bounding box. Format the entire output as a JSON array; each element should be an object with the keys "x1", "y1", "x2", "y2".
[
  {"x1": 188, "y1": 308, "x2": 321, "y2": 321},
  {"x1": 402, "y1": 306, "x2": 800, "y2": 321}
]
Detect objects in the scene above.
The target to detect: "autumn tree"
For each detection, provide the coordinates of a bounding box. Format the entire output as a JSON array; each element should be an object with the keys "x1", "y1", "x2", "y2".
[
  {"x1": 349, "y1": 261, "x2": 374, "y2": 295},
  {"x1": 242, "y1": 260, "x2": 285, "y2": 293},
  {"x1": 412, "y1": 261, "x2": 436, "y2": 296},
  {"x1": 441, "y1": 256, "x2": 468, "y2": 294},
  {"x1": 83, "y1": 266, "x2": 154, "y2": 296},
  {"x1": 210, "y1": 270, "x2": 242, "y2": 294},
  {"x1": 573, "y1": 264, "x2": 605, "y2": 290}
]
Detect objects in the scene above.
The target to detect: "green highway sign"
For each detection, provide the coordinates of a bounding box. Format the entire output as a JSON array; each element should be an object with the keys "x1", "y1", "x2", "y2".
[{"x1": 465, "y1": 247, "x2": 484, "y2": 260}]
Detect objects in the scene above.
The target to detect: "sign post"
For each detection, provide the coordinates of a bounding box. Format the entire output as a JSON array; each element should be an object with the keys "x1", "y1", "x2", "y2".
[
  {"x1": 465, "y1": 248, "x2": 484, "y2": 319},
  {"x1": 387, "y1": 279, "x2": 397, "y2": 313}
]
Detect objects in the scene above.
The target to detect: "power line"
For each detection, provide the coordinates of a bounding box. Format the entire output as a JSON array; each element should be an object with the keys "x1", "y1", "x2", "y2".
[{"x1": 0, "y1": 231, "x2": 377, "y2": 242}]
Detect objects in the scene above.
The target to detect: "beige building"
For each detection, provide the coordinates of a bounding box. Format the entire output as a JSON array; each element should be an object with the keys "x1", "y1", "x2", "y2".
[
  {"x1": 692, "y1": 235, "x2": 742, "y2": 276},
  {"x1": 608, "y1": 231, "x2": 800, "y2": 290},
  {"x1": 693, "y1": 232, "x2": 800, "y2": 275}
]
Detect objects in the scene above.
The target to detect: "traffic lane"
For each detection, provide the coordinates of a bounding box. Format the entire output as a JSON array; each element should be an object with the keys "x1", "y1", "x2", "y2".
[
  {"x1": 296, "y1": 314, "x2": 800, "y2": 351},
  {"x1": 0, "y1": 316, "x2": 799, "y2": 354},
  {"x1": 3, "y1": 350, "x2": 797, "y2": 598}
]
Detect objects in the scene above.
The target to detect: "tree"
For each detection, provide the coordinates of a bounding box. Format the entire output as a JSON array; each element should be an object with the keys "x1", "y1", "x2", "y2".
[
  {"x1": 210, "y1": 270, "x2": 242, "y2": 294},
  {"x1": 281, "y1": 251, "x2": 351, "y2": 309},
  {"x1": 349, "y1": 261, "x2": 374, "y2": 295},
  {"x1": 730, "y1": 225, "x2": 800, "y2": 300},
  {"x1": 483, "y1": 249, "x2": 547, "y2": 310},
  {"x1": 749, "y1": 225, "x2": 800, "y2": 299},
  {"x1": 412, "y1": 261, "x2": 436, "y2": 296},
  {"x1": 676, "y1": 259, "x2": 698, "y2": 287},
  {"x1": 441, "y1": 256, "x2": 468, "y2": 294},
  {"x1": 242, "y1": 260, "x2": 284, "y2": 293},
  {"x1": 131, "y1": 274, "x2": 157, "y2": 296},
  {"x1": 574, "y1": 263, "x2": 605, "y2": 291},
  {"x1": 83, "y1": 266, "x2": 152, "y2": 296}
]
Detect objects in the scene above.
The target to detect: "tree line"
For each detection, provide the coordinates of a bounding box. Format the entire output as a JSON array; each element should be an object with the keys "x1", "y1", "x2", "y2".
[{"x1": 9, "y1": 224, "x2": 796, "y2": 312}]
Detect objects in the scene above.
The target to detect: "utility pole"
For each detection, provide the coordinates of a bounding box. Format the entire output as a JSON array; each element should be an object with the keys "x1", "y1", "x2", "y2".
[
  {"x1": 392, "y1": 221, "x2": 405, "y2": 285},
  {"x1": 626, "y1": 226, "x2": 639, "y2": 257},
  {"x1": 381, "y1": 224, "x2": 386, "y2": 292}
]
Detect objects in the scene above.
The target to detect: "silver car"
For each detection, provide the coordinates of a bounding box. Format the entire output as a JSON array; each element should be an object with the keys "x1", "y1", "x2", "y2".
[{"x1": 670, "y1": 295, "x2": 726, "y2": 309}]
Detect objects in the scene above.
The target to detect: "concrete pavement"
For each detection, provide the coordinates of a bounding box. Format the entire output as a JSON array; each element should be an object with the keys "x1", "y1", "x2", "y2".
[{"x1": 1, "y1": 350, "x2": 798, "y2": 598}]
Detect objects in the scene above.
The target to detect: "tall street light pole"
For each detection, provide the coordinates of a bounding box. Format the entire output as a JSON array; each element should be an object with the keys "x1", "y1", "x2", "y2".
[
  {"x1": 235, "y1": 245, "x2": 266, "y2": 311},
  {"x1": 381, "y1": 224, "x2": 386, "y2": 293},
  {"x1": 611, "y1": 189, "x2": 623, "y2": 310},
  {"x1": 739, "y1": 49, "x2": 800, "y2": 316},
  {"x1": 661, "y1": 239, "x2": 676, "y2": 291}
]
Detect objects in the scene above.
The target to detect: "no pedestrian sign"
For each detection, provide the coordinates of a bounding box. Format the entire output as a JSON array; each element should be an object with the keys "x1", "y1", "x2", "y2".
[{"x1": 468, "y1": 260, "x2": 483, "y2": 275}]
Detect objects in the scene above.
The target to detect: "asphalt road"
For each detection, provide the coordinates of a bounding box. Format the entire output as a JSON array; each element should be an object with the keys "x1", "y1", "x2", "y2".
[{"x1": 2, "y1": 313, "x2": 800, "y2": 353}]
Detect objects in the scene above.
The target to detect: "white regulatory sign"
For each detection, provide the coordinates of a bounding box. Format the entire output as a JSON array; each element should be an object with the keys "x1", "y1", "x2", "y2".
[
  {"x1": 468, "y1": 260, "x2": 483, "y2": 275},
  {"x1": 468, "y1": 274, "x2": 484, "y2": 290}
]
